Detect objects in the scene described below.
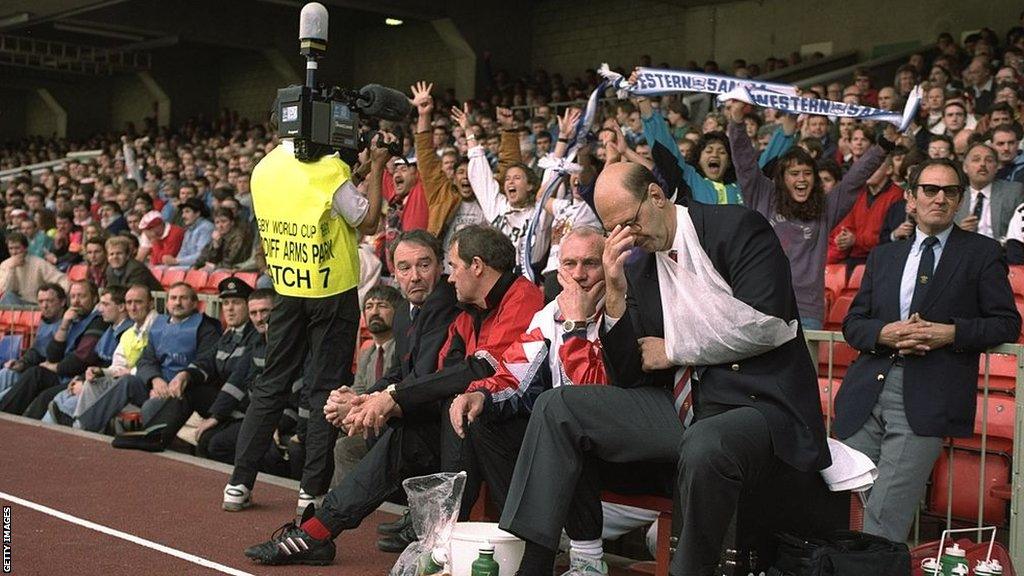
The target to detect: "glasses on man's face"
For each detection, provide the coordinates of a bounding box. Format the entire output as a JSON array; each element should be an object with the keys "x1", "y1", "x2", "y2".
[
  {"x1": 917, "y1": 184, "x2": 962, "y2": 200},
  {"x1": 619, "y1": 193, "x2": 649, "y2": 232}
]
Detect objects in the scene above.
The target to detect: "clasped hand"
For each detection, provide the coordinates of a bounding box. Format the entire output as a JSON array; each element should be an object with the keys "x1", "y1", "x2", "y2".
[{"x1": 877, "y1": 313, "x2": 955, "y2": 356}]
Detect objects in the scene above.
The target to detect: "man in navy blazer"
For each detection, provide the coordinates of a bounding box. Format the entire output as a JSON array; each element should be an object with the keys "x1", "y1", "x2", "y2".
[
  {"x1": 835, "y1": 157, "x2": 1021, "y2": 543},
  {"x1": 497, "y1": 161, "x2": 833, "y2": 576}
]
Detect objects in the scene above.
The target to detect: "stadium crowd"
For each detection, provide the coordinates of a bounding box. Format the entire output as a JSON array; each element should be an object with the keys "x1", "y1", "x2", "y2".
[{"x1": 2, "y1": 18, "x2": 1024, "y2": 576}]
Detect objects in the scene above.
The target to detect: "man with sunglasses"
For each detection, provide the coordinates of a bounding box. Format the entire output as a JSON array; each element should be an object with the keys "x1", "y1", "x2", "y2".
[{"x1": 835, "y1": 157, "x2": 1020, "y2": 543}]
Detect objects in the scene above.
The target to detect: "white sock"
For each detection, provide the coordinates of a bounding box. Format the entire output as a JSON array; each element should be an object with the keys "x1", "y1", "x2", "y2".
[{"x1": 569, "y1": 538, "x2": 603, "y2": 561}]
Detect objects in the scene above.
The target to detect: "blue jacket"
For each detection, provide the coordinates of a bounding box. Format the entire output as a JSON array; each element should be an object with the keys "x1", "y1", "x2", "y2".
[
  {"x1": 641, "y1": 110, "x2": 743, "y2": 205},
  {"x1": 176, "y1": 218, "x2": 214, "y2": 267}
]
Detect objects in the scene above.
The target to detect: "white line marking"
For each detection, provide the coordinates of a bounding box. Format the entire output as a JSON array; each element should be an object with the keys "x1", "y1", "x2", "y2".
[{"x1": 0, "y1": 490, "x2": 254, "y2": 576}]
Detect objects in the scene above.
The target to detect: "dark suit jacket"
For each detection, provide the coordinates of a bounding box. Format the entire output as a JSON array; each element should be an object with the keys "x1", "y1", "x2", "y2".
[
  {"x1": 369, "y1": 278, "x2": 458, "y2": 394},
  {"x1": 834, "y1": 226, "x2": 1020, "y2": 439},
  {"x1": 601, "y1": 202, "x2": 830, "y2": 473},
  {"x1": 954, "y1": 180, "x2": 1024, "y2": 240},
  {"x1": 878, "y1": 200, "x2": 909, "y2": 246}
]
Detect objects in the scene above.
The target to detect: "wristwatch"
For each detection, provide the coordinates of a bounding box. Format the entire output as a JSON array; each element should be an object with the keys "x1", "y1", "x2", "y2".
[
  {"x1": 562, "y1": 319, "x2": 586, "y2": 333},
  {"x1": 385, "y1": 383, "x2": 397, "y2": 399}
]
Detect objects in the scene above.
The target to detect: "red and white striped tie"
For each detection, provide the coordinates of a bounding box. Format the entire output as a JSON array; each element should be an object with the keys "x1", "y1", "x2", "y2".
[{"x1": 673, "y1": 366, "x2": 695, "y2": 427}]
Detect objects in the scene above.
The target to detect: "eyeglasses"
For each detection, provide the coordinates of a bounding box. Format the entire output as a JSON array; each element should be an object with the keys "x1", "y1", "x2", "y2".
[
  {"x1": 620, "y1": 193, "x2": 649, "y2": 232},
  {"x1": 917, "y1": 184, "x2": 962, "y2": 200}
]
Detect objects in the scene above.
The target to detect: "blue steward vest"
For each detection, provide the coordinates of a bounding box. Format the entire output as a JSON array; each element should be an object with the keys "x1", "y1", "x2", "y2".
[{"x1": 147, "y1": 313, "x2": 203, "y2": 381}]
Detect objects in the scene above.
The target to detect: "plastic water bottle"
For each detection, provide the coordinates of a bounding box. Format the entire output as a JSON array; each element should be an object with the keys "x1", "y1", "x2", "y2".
[{"x1": 470, "y1": 543, "x2": 500, "y2": 576}]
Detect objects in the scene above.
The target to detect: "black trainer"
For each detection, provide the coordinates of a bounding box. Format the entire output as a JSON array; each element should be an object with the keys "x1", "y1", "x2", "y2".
[
  {"x1": 244, "y1": 520, "x2": 336, "y2": 566},
  {"x1": 376, "y1": 510, "x2": 411, "y2": 535},
  {"x1": 376, "y1": 521, "x2": 417, "y2": 553}
]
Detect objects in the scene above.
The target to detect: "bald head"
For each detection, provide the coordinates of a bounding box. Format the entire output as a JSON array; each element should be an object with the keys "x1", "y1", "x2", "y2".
[{"x1": 594, "y1": 161, "x2": 676, "y2": 253}]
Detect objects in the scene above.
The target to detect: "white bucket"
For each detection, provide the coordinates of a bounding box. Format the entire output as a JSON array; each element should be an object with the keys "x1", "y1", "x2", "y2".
[{"x1": 448, "y1": 522, "x2": 524, "y2": 576}]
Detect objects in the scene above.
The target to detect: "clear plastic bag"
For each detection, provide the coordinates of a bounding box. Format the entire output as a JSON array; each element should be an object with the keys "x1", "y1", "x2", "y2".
[{"x1": 390, "y1": 471, "x2": 467, "y2": 576}]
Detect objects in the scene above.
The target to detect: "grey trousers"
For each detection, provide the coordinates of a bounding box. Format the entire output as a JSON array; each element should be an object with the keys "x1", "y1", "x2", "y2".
[
  {"x1": 843, "y1": 365, "x2": 943, "y2": 543},
  {"x1": 499, "y1": 385, "x2": 683, "y2": 551},
  {"x1": 330, "y1": 434, "x2": 369, "y2": 489}
]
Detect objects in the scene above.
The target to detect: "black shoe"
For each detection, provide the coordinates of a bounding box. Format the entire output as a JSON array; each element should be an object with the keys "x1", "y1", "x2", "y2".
[
  {"x1": 376, "y1": 522, "x2": 417, "y2": 553},
  {"x1": 376, "y1": 510, "x2": 411, "y2": 535},
  {"x1": 244, "y1": 520, "x2": 336, "y2": 565}
]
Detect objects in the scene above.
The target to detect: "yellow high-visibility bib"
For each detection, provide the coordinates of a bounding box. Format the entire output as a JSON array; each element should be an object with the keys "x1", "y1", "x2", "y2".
[{"x1": 251, "y1": 145, "x2": 359, "y2": 297}]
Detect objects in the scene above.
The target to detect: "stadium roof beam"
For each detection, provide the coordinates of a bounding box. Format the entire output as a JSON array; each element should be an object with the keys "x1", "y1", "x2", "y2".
[{"x1": 0, "y1": 34, "x2": 151, "y2": 75}]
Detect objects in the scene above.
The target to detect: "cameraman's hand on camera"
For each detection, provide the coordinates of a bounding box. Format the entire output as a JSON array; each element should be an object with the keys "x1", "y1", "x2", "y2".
[
  {"x1": 411, "y1": 81, "x2": 434, "y2": 133},
  {"x1": 370, "y1": 132, "x2": 398, "y2": 166}
]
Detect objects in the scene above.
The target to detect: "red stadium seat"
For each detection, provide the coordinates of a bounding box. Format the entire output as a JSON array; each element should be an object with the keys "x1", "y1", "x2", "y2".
[
  {"x1": 817, "y1": 341, "x2": 858, "y2": 379},
  {"x1": 1008, "y1": 265, "x2": 1024, "y2": 298},
  {"x1": 203, "y1": 270, "x2": 233, "y2": 294},
  {"x1": 67, "y1": 264, "x2": 87, "y2": 281},
  {"x1": 602, "y1": 492, "x2": 673, "y2": 576},
  {"x1": 183, "y1": 269, "x2": 209, "y2": 291},
  {"x1": 974, "y1": 392, "x2": 1016, "y2": 440},
  {"x1": 824, "y1": 294, "x2": 854, "y2": 332},
  {"x1": 160, "y1": 268, "x2": 186, "y2": 289},
  {"x1": 977, "y1": 353, "x2": 1017, "y2": 395},
  {"x1": 149, "y1": 265, "x2": 167, "y2": 284},
  {"x1": 928, "y1": 437, "x2": 1013, "y2": 526},
  {"x1": 842, "y1": 265, "x2": 865, "y2": 296},
  {"x1": 824, "y1": 264, "x2": 846, "y2": 301}
]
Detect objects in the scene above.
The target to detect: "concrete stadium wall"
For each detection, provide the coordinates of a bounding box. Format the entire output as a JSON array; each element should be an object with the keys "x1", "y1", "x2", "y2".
[
  {"x1": 218, "y1": 50, "x2": 287, "y2": 127},
  {"x1": 109, "y1": 75, "x2": 154, "y2": 134},
  {"x1": 530, "y1": 0, "x2": 1021, "y2": 82},
  {"x1": 0, "y1": 89, "x2": 27, "y2": 140}
]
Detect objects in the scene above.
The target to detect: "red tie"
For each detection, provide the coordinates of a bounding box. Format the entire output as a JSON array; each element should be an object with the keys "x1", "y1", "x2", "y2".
[
  {"x1": 673, "y1": 366, "x2": 695, "y2": 426},
  {"x1": 375, "y1": 346, "x2": 385, "y2": 381}
]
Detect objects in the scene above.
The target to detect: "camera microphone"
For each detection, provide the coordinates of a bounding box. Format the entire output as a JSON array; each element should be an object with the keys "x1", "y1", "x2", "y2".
[
  {"x1": 299, "y1": 2, "x2": 328, "y2": 44},
  {"x1": 356, "y1": 84, "x2": 413, "y2": 122}
]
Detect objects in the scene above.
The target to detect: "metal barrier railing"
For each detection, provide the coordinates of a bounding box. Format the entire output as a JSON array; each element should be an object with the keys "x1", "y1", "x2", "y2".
[{"x1": 806, "y1": 329, "x2": 1022, "y2": 568}]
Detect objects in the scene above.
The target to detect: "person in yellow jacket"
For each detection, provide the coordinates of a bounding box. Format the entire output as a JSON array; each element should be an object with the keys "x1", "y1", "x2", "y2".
[{"x1": 224, "y1": 130, "x2": 390, "y2": 515}]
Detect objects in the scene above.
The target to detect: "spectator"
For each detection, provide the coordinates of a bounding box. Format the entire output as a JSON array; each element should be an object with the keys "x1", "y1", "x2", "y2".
[
  {"x1": 927, "y1": 134, "x2": 956, "y2": 160},
  {"x1": 635, "y1": 92, "x2": 741, "y2": 205},
  {"x1": 20, "y1": 216, "x2": 52, "y2": 258},
  {"x1": 0, "y1": 279, "x2": 108, "y2": 417},
  {"x1": 138, "y1": 210, "x2": 185, "y2": 267},
  {"x1": 104, "y1": 235, "x2": 162, "y2": 292},
  {"x1": 827, "y1": 155, "x2": 904, "y2": 268},
  {"x1": 42, "y1": 284, "x2": 133, "y2": 424},
  {"x1": 163, "y1": 198, "x2": 213, "y2": 267},
  {"x1": 82, "y1": 237, "x2": 108, "y2": 289},
  {"x1": 965, "y1": 56, "x2": 996, "y2": 114},
  {"x1": 835, "y1": 157, "x2": 1020, "y2": 543},
  {"x1": 0, "y1": 283, "x2": 65, "y2": 402},
  {"x1": 74, "y1": 282, "x2": 221, "y2": 444},
  {"x1": 0, "y1": 232, "x2": 69, "y2": 305},
  {"x1": 408, "y1": 82, "x2": 467, "y2": 246},
  {"x1": 724, "y1": 100, "x2": 886, "y2": 329},
  {"x1": 992, "y1": 124, "x2": 1024, "y2": 184},
  {"x1": 956, "y1": 142, "x2": 1024, "y2": 240},
  {"x1": 194, "y1": 207, "x2": 250, "y2": 270},
  {"x1": 46, "y1": 209, "x2": 82, "y2": 272},
  {"x1": 72, "y1": 284, "x2": 157, "y2": 430},
  {"x1": 99, "y1": 201, "x2": 128, "y2": 235},
  {"x1": 331, "y1": 284, "x2": 402, "y2": 489}
]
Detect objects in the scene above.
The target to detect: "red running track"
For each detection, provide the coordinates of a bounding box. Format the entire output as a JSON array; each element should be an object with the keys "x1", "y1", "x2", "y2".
[{"x1": 0, "y1": 415, "x2": 398, "y2": 575}]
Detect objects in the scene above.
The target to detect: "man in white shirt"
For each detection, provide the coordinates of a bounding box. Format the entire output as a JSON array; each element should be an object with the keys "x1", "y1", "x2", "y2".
[{"x1": 956, "y1": 143, "x2": 1024, "y2": 240}]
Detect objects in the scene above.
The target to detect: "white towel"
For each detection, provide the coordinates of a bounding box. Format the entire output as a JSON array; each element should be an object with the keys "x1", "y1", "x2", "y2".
[{"x1": 821, "y1": 438, "x2": 878, "y2": 493}]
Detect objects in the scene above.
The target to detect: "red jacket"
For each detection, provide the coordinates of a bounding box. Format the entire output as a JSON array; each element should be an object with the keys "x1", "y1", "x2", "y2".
[
  {"x1": 149, "y1": 224, "x2": 185, "y2": 266},
  {"x1": 437, "y1": 275, "x2": 544, "y2": 370},
  {"x1": 828, "y1": 182, "x2": 904, "y2": 264},
  {"x1": 391, "y1": 273, "x2": 543, "y2": 413},
  {"x1": 467, "y1": 302, "x2": 607, "y2": 405}
]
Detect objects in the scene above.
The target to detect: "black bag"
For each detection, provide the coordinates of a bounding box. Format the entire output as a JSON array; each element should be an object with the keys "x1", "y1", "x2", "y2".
[{"x1": 768, "y1": 530, "x2": 910, "y2": 576}]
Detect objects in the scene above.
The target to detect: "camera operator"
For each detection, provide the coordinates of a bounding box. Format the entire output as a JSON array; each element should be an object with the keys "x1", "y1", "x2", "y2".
[{"x1": 223, "y1": 123, "x2": 392, "y2": 515}]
